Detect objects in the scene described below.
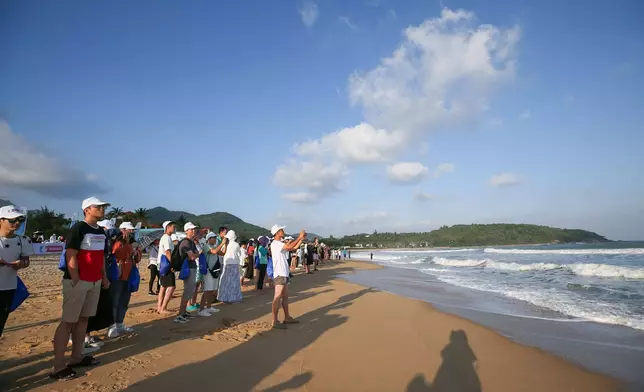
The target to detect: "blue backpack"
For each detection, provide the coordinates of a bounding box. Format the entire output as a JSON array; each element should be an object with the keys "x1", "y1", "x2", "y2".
[
  {"x1": 128, "y1": 266, "x2": 140, "y2": 292},
  {"x1": 107, "y1": 254, "x2": 119, "y2": 281},
  {"x1": 10, "y1": 276, "x2": 29, "y2": 312},
  {"x1": 159, "y1": 254, "x2": 172, "y2": 276},
  {"x1": 58, "y1": 249, "x2": 67, "y2": 271},
  {"x1": 198, "y1": 253, "x2": 208, "y2": 275}
]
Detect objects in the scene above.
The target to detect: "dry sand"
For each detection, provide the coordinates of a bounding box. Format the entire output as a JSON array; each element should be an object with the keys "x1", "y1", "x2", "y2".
[{"x1": 0, "y1": 257, "x2": 623, "y2": 392}]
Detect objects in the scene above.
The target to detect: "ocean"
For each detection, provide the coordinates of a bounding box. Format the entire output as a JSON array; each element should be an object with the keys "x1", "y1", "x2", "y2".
[{"x1": 347, "y1": 242, "x2": 644, "y2": 388}]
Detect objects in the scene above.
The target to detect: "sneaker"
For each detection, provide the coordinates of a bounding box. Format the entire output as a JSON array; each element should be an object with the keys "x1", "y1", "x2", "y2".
[
  {"x1": 182, "y1": 312, "x2": 196, "y2": 319},
  {"x1": 119, "y1": 323, "x2": 134, "y2": 333},
  {"x1": 85, "y1": 337, "x2": 104, "y2": 348},
  {"x1": 197, "y1": 309, "x2": 211, "y2": 317},
  {"x1": 174, "y1": 315, "x2": 188, "y2": 324},
  {"x1": 187, "y1": 304, "x2": 199, "y2": 312},
  {"x1": 206, "y1": 307, "x2": 220, "y2": 314},
  {"x1": 107, "y1": 326, "x2": 120, "y2": 338},
  {"x1": 148, "y1": 291, "x2": 157, "y2": 296},
  {"x1": 82, "y1": 343, "x2": 101, "y2": 354}
]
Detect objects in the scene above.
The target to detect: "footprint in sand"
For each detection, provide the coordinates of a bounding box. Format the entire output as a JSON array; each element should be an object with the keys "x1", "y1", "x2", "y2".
[{"x1": 203, "y1": 319, "x2": 272, "y2": 343}]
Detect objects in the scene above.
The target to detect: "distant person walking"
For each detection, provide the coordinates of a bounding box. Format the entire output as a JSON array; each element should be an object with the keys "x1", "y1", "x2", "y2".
[
  {"x1": 157, "y1": 221, "x2": 176, "y2": 316},
  {"x1": 51, "y1": 197, "x2": 110, "y2": 380},
  {"x1": 256, "y1": 236, "x2": 270, "y2": 290},
  {"x1": 370, "y1": 252, "x2": 373, "y2": 260},
  {"x1": 147, "y1": 239, "x2": 160, "y2": 295},
  {"x1": 270, "y1": 225, "x2": 305, "y2": 329},
  {"x1": 0, "y1": 205, "x2": 32, "y2": 338}
]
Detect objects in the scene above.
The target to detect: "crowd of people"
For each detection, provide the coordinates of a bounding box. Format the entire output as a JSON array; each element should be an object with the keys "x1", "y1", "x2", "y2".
[{"x1": 0, "y1": 196, "x2": 340, "y2": 381}]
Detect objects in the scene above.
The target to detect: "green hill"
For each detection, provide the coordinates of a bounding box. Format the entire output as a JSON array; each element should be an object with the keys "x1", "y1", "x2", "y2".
[
  {"x1": 146, "y1": 207, "x2": 270, "y2": 240},
  {"x1": 325, "y1": 224, "x2": 609, "y2": 248}
]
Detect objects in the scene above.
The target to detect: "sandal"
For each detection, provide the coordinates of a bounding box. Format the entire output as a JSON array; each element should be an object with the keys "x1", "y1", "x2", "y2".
[
  {"x1": 283, "y1": 317, "x2": 300, "y2": 324},
  {"x1": 272, "y1": 322, "x2": 287, "y2": 330},
  {"x1": 50, "y1": 367, "x2": 77, "y2": 380},
  {"x1": 68, "y1": 355, "x2": 100, "y2": 368}
]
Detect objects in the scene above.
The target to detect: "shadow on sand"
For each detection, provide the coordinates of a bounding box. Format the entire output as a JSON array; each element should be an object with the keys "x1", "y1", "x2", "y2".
[
  {"x1": 1, "y1": 264, "x2": 365, "y2": 391},
  {"x1": 407, "y1": 330, "x2": 481, "y2": 392}
]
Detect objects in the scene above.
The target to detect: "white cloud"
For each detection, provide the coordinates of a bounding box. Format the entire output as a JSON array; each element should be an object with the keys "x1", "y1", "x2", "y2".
[
  {"x1": 489, "y1": 172, "x2": 522, "y2": 187},
  {"x1": 0, "y1": 121, "x2": 108, "y2": 199},
  {"x1": 415, "y1": 192, "x2": 434, "y2": 202},
  {"x1": 519, "y1": 109, "x2": 531, "y2": 120},
  {"x1": 276, "y1": 7, "x2": 520, "y2": 202},
  {"x1": 298, "y1": 1, "x2": 319, "y2": 28},
  {"x1": 387, "y1": 162, "x2": 429, "y2": 184},
  {"x1": 295, "y1": 122, "x2": 406, "y2": 164},
  {"x1": 339, "y1": 16, "x2": 358, "y2": 30},
  {"x1": 273, "y1": 160, "x2": 348, "y2": 202},
  {"x1": 349, "y1": 8, "x2": 519, "y2": 134},
  {"x1": 434, "y1": 162, "x2": 455, "y2": 177}
]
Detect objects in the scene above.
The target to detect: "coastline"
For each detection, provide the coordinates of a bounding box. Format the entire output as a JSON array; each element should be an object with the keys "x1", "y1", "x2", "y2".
[{"x1": 0, "y1": 258, "x2": 623, "y2": 391}]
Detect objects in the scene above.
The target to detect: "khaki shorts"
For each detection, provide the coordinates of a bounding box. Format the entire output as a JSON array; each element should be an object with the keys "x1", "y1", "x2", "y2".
[
  {"x1": 273, "y1": 276, "x2": 290, "y2": 286},
  {"x1": 62, "y1": 279, "x2": 101, "y2": 323}
]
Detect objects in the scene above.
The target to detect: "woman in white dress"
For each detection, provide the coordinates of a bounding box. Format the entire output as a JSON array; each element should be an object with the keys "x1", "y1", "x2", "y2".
[{"x1": 217, "y1": 230, "x2": 243, "y2": 303}]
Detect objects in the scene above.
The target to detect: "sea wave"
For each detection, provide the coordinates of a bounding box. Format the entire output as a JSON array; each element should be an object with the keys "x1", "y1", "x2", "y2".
[
  {"x1": 484, "y1": 247, "x2": 644, "y2": 255},
  {"x1": 390, "y1": 248, "x2": 479, "y2": 254},
  {"x1": 429, "y1": 257, "x2": 644, "y2": 279}
]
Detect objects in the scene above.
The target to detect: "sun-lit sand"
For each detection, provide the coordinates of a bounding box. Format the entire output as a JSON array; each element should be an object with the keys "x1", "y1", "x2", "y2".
[{"x1": 0, "y1": 257, "x2": 622, "y2": 391}]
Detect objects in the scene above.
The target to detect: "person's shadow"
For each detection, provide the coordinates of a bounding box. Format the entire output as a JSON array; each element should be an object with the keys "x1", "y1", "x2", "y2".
[{"x1": 407, "y1": 330, "x2": 481, "y2": 392}]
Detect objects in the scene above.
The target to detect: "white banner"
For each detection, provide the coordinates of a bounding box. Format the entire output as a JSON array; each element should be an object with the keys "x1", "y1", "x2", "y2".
[{"x1": 32, "y1": 243, "x2": 65, "y2": 255}]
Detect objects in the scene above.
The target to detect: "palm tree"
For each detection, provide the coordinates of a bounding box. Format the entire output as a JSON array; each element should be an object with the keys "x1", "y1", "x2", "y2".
[
  {"x1": 133, "y1": 208, "x2": 149, "y2": 227},
  {"x1": 107, "y1": 207, "x2": 123, "y2": 219}
]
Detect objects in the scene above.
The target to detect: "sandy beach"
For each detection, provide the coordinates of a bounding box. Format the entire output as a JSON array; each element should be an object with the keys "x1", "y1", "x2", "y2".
[{"x1": 0, "y1": 257, "x2": 623, "y2": 392}]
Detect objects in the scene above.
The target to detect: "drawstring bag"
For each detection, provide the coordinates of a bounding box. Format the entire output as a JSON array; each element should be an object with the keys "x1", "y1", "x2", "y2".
[
  {"x1": 159, "y1": 255, "x2": 171, "y2": 276},
  {"x1": 254, "y1": 253, "x2": 260, "y2": 269},
  {"x1": 58, "y1": 249, "x2": 67, "y2": 271},
  {"x1": 128, "y1": 266, "x2": 140, "y2": 293},
  {"x1": 10, "y1": 276, "x2": 29, "y2": 312},
  {"x1": 267, "y1": 257, "x2": 274, "y2": 279},
  {"x1": 178, "y1": 259, "x2": 190, "y2": 280},
  {"x1": 198, "y1": 253, "x2": 208, "y2": 276},
  {"x1": 107, "y1": 254, "x2": 119, "y2": 281}
]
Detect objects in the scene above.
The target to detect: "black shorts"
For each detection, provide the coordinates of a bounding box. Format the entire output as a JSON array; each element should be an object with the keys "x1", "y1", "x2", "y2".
[
  {"x1": 306, "y1": 257, "x2": 314, "y2": 266},
  {"x1": 159, "y1": 272, "x2": 176, "y2": 288}
]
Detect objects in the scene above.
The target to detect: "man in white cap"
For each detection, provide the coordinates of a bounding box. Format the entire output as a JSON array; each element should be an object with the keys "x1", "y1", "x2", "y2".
[
  {"x1": 51, "y1": 197, "x2": 110, "y2": 380},
  {"x1": 269, "y1": 225, "x2": 306, "y2": 329},
  {"x1": 0, "y1": 205, "x2": 32, "y2": 338},
  {"x1": 175, "y1": 222, "x2": 201, "y2": 323},
  {"x1": 157, "y1": 221, "x2": 176, "y2": 315}
]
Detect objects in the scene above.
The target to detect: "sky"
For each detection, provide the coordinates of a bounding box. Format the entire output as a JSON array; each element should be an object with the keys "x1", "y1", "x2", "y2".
[{"x1": 1, "y1": 0, "x2": 643, "y2": 240}]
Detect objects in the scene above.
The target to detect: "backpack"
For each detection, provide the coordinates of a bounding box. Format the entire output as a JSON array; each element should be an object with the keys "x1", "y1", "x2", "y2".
[{"x1": 170, "y1": 240, "x2": 185, "y2": 271}]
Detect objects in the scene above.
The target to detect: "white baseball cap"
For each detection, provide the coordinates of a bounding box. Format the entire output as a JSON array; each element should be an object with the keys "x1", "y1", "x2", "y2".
[
  {"x1": 119, "y1": 222, "x2": 136, "y2": 230},
  {"x1": 81, "y1": 197, "x2": 110, "y2": 211},
  {"x1": 206, "y1": 232, "x2": 217, "y2": 240},
  {"x1": 162, "y1": 220, "x2": 175, "y2": 230},
  {"x1": 0, "y1": 205, "x2": 25, "y2": 220},
  {"x1": 170, "y1": 234, "x2": 178, "y2": 241},
  {"x1": 270, "y1": 224, "x2": 285, "y2": 235},
  {"x1": 184, "y1": 222, "x2": 198, "y2": 231},
  {"x1": 97, "y1": 220, "x2": 115, "y2": 229}
]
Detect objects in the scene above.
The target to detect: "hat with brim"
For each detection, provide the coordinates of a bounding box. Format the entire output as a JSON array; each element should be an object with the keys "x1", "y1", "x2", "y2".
[{"x1": 0, "y1": 205, "x2": 25, "y2": 220}]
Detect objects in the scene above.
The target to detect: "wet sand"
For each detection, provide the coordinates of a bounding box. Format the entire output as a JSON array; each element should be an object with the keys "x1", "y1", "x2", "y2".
[{"x1": 0, "y1": 257, "x2": 623, "y2": 391}]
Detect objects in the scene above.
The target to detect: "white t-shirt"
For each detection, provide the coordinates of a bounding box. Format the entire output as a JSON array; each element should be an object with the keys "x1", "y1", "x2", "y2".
[
  {"x1": 0, "y1": 235, "x2": 34, "y2": 290},
  {"x1": 157, "y1": 234, "x2": 174, "y2": 265},
  {"x1": 271, "y1": 240, "x2": 289, "y2": 278},
  {"x1": 223, "y1": 240, "x2": 242, "y2": 266}
]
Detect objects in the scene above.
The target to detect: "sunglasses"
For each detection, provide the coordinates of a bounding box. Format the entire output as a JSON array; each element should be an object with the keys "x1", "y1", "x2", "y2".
[{"x1": 5, "y1": 218, "x2": 25, "y2": 224}]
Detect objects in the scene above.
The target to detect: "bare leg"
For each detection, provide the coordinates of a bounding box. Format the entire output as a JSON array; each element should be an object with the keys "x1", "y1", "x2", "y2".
[
  {"x1": 53, "y1": 322, "x2": 74, "y2": 371},
  {"x1": 281, "y1": 284, "x2": 290, "y2": 319},
  {"x1": 69, "y1": 317, "x2": 89, "y2": 364},
  {"x1": 160, "y1": 287, "x2": 175, "y2": 313},
  {"x1": 199, "y1": 290, "x2": 212, "y2": 309},
  {"x1": 157, "y1": 286, "x2": 166, "y2": 312},
  {"x1": 272, "y1": 285, "x2": 284, "y2": 323}
]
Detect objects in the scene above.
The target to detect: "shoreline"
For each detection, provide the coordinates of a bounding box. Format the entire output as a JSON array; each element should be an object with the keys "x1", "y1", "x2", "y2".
[{"x1": 0, "y1": 258, "x2": 623, "y2": 391}]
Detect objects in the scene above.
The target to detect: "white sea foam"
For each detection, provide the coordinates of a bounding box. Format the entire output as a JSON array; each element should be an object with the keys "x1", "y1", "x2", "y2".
[
  {"x1": 390, "y1": 248, "x2": 479, "y2": 254},
  {"x1": 428, "y1": 257, "x2": 644, "y2": 279},
  {"x1": 431, "y1": 257, "x2": 487, "y2": 267},
  {"x1": 484, "y1": 247, "x2": 644, "y2": 255},
  {"x1": 429, "y1": 272, "x2": 644, "y2": 331}
]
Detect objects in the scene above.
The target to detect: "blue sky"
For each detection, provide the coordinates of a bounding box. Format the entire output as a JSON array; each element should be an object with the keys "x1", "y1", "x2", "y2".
[{"x1": 1, "y1": 0, "x2": 642, "y2": 240}]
